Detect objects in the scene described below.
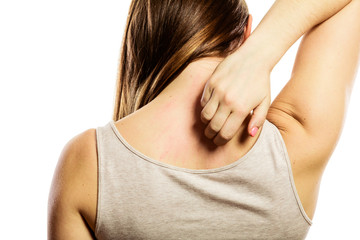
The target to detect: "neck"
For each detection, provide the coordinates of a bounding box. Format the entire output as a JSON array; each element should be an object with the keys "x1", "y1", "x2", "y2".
[
  {"x1": 117, "y1": 57, "x2": 260, "y2": 169},
  {"x1": 139, "y1": 57, "x2": 252, "y2": 149}
]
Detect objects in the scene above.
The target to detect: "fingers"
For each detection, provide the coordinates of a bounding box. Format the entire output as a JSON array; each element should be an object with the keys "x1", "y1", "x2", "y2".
[
  {"x1": 213, "y1": 111, "x2": 246, "y2": 146},
  {"x1": 248, "y1": 96, "x2": 271, "y2": 137},
  {"x1": 204, "y1": 104, "x2": 231, "y2": 139},
  {"x1": 200, "y1": 92, "x2": 219, "y2": 124},
  {"x1": 200, "y1": 78, "x2": 215, "y2": 107},
  {"x1": 201, "y1": 93, "x2": 270, "y2": 144}
]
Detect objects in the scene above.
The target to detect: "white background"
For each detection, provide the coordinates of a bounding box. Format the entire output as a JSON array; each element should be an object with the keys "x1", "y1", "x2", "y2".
[{"x1": 0, "y1": 1, "x2": 359, "y2": 239}]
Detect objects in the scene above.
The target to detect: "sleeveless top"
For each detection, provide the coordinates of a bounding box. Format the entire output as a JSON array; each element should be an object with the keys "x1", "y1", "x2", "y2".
[{"x1": 95, "y1": 119, "x2": 312, "y2": 240}]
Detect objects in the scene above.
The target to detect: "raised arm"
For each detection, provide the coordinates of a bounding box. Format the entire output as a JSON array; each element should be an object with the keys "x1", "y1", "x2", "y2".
[
  {"x1": 267, "y1": 0, "x2": 360, "y2": 219},
  {"x1": 242, "y1": 0, "x2": 353, "y2": 70},
  {"x1": 200, "y1": 0, "x2": 352, "y2": 145}
]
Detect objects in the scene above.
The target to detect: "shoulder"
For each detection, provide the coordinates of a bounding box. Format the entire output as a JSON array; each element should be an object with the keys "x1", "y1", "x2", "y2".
[
  {"x1": 266, "y1": 109, "x2": 322, "y2": 221},
  {"x1": 49, "y1": 128, "x2": 98, "y2": 234},
  {"x1": 62, "y1": 128, "x2": 98, "y2": 168},
  {"x1": 55, "y1": 128, "x2": 98, "y2": 190},
  {"x1": 265, "y1": 0, "x2": 360, "y2": 173},
  {"x1": 266, "y1": 107, "x2": 326, "y2": 175}
]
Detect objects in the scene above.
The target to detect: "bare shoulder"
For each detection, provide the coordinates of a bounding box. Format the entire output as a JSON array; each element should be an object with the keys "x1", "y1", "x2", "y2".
[
  {"x1": 266, "y1": 107, "x2": 323, "y2": 221},
  {"x1": 48, "y1": 128, "x2": 98, "y2": 239},
  {"x1": 266, "y1": 0, "x2": 360, "y2": 221},
  {"x1": 267, "y1": 0, "x2": 360, "y2": 173}
]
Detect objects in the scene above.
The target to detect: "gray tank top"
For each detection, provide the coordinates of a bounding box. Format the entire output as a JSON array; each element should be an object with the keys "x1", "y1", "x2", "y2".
[{"x1": 95, "y1": 119, "x2": 312, "y2": 240}]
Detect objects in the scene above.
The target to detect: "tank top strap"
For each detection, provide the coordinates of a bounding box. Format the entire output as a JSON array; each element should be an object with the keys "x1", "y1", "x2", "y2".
[{"x1": 94, "y1": 119, "x2": 312, "y2": 240}]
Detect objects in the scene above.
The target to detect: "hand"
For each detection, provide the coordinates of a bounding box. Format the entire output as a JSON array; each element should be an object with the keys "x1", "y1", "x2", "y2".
[{"x1": 200, "y1": 50, "x2": 271, "y2": 146}]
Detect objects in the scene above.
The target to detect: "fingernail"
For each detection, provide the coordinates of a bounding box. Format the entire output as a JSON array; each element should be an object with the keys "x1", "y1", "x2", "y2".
[{"x1": 250, "y1": 127, "x2": 258, "y2": 137}]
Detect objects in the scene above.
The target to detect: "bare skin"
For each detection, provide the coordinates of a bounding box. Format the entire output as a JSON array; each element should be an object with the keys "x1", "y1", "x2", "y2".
[
  {"x1": 48, "y1": 0, "x2": 360, "y2": 239},
  {"x1": 201, "y1": 0, "x2": 353, "y2": 143},
  {"x1": 114, "y1": 58, "x2": 263, "y2": 170}
]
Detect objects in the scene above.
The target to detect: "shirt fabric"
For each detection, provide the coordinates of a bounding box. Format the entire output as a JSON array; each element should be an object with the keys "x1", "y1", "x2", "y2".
[{"x1": 94, "y1": 119, "x2": 312, "y2": 240}]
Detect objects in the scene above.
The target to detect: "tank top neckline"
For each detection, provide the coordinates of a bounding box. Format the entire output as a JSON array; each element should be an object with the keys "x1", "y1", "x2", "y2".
[{"x1": 108, "y1": 120, "x2": 268, "y2": 174}]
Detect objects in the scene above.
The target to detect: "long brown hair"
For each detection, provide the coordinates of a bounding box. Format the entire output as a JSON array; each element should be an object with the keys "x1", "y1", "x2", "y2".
[{"x1": 113, "y1": 0, "x2": 249, "y2": 121}]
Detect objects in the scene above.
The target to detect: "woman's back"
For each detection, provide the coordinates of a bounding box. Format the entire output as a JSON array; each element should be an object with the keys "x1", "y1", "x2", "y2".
[
  {"x1": 89, "y1": 55, "x2": 314, "y2": 239},
  {"x1": 95, "y1": 118, "x2": 311, "y2": 239},
  {"x1": 47, "y1": 0, "x2": 360, "y2": 239},
  {"x1": 96, "y1": 0, "x2": 360, "y2": 237}
]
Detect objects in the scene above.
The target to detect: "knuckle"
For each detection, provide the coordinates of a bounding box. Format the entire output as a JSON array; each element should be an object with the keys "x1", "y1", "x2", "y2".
[
  {"x1": 208, "y1": 76, "x2": 219, "y2": 87},
  {"x1": 220, "y1": 131, "x2": 233, "y2": 141},
  {"x1": 233, "y1": 103, "x2": 247, "y2": 115},
  {"x1": 209, "y1": 121, "x2": 221, "y2": 132},
  {"x1": 214, "y1": 84, "x2": 226, "y2": 97},
  {"x1": 223, "y1": 93, "x2": 235, "y2": 106},
  {"x1": 201, "y1": 109, "x2": 211, "y2": 121},
  {"x1": 205, "y1": 127, "x2": 216, "y2": 139}
]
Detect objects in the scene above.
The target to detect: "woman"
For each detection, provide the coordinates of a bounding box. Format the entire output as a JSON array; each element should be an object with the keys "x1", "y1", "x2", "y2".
[{"x1": 48, "y1": 0, "x2": 360, "y2": 239}]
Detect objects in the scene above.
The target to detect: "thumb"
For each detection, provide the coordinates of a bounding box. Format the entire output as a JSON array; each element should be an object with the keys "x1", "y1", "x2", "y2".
[{"x1": 248, "y1": 96, "x2": 270, "y2": 137}]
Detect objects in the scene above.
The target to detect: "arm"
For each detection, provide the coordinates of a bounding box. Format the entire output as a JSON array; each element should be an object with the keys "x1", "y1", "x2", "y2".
[
  {"x1": 200, "y1": 0, "x2": 352, "y2": 145},
  {"x1": 48, "y1": 129, "x2": 98, "y2": 239},
  {"x1": 242, "y1": 0, "x2": 353, "y2": 71},
  {"x1": 267, "y1": 0, "x2": 360, "y2": 219}
]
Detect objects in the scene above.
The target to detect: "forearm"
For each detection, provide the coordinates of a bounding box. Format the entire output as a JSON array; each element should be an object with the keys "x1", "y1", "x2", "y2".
[
  {"x1": 200, "y1": 0, "x2": 354, "y2": 139},
  {"x1": 238, "y1": 0, "x2": 352, "y2": 70}
]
